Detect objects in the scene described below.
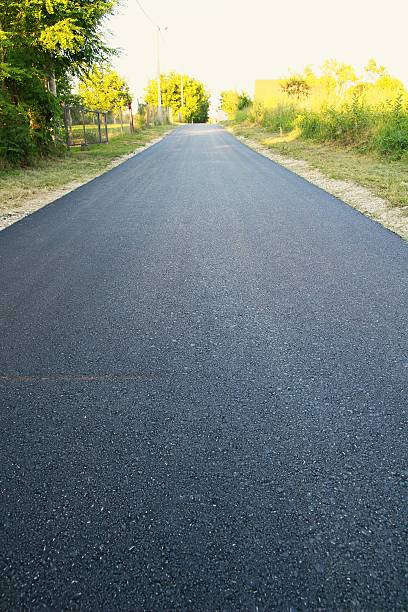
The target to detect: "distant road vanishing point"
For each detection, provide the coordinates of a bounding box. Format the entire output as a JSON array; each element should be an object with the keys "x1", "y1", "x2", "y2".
[{"x1": 1, "y1": 125, "x2": 407, "y2": 610}]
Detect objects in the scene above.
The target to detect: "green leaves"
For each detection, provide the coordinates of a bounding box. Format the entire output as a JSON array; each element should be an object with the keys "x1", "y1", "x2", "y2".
[
  {"x1": 0, "y1": 0, "x2": 117, "y2": 71},
  {"x1": 39, "y1": 18, "x2": 84, "y2": 52},
  {"x1": 145, "y1": 72, "x2": 210, "y2": 123},
  {"x1": 0, "y1": 0, "x2": 118, "y2": 164},
  {"x1": 79, "y1": 66, "x2": 132, "y2": 111},
  {"x1": 219, "y1": 90, "x2": 252, "y2": 119},
  {"x1": 0, "y1": 62, "x2": 32, "y2": 81}
]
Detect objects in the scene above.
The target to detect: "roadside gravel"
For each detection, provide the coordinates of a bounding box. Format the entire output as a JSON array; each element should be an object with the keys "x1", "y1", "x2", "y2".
[{"x1": 231, "y1": 131, "x2": 408, "y2": 241}]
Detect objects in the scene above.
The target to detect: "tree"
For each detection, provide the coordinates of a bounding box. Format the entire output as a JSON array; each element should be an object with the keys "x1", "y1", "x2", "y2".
[
  {"x1": 219, "y1": 90, "x2": 239, "y2": 119},
  {"x1": 321, "y1": 59, "x2": 358, "y2": 95},
  {"x1": 79, "y1": 66, "x2": 132, "y2": 111},
  {"x1": 374, "y1": 74, "x2": 405, "y2": 97},
  {"x1": 219, "y1": 90, "x2": 252, "y2": 119},
  {"x1": 145, "y1": 72, "x2": 210, "y2": 123},
  {"x1": 1, "y1": 0, "x2": 117, "y2": 83},
  {"x1": 237, "y1": 91, "x2": 252, "y2": 110},
  {"x1": 0, "y1": 0, "x2": 117, "y2": 163},
  {"x1": 364, "y1": 58, "x2": 387, "y2": 83},
  {"x1": 303, "y1": 65, "x2": 318, "y2": 86},
  {"x1": 281, "y1": 76, "x2": 310, "y2": 100}
]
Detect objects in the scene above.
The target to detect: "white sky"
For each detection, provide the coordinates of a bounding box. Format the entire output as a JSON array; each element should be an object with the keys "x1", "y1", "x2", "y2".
[{"x1": 107, "y1": 0, "x2": 408, "y2": 113}]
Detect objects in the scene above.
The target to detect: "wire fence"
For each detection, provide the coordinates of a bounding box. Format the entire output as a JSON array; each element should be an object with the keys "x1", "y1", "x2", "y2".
[
  {"x1": 106, "y1": 109, "x2": 134, "y2": 136},
  {"x1": 63, "y1": 107, "x2": 108, "y2": 147},
  {"x1": 63, "y1": 104, "x2": 171, "y2": 147}
]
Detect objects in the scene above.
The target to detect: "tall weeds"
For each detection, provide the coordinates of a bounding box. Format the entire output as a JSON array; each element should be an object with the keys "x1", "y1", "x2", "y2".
[{"x1": 233, "y1": 73, "x2": 408, "y2": 158}]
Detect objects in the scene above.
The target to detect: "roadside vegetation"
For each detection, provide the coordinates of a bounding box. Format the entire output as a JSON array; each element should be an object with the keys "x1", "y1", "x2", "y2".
[
  {"x1": 0, "y1": 0, "x2": 121, "y2": 166},
  {"x1": 78, "y1": 66, "x2": 132, "y2": 113},
  {"x1": 222, "y1": 59, "x2": 408, "y2": 238},
  {"x1": 145, "y1": 72, "x2": 210, "y2": 123},
  {"x1": 0, "y1": 2, "x2": 210, "y2": 229},
  {"x1": 222, "y1": 60, "x2": 408, "y2": 159},
  {"x1": 0, "y1": 2, "x2": 209, "y2": 166}
]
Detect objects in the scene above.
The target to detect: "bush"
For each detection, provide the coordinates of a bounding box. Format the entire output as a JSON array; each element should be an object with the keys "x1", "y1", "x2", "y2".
[
  {"x1": 134, "y1": 112, "x2": 146, "y2": 129},
  {"x1": 296, "y1": 98, "x2": 374, "y2": 147},
  {"x1": 232, "y1": 62, "x2": 408, "y2": 158},
  {"x1": 0, "y1": 82, "x2": 63, "y2": 165},
  {"x1": 295, "y1": 111, "x2": 321, "y2": 139},
  {"x1": 374, "y1": 98, "x2": 408, "y2": 158},
  {"x1": 244, "y1": 102, "x2": 297, "y2": 132},
  {"x1": 297, "y1": 101, "x2": 408, "y2": 156},
  {"x1": 375, "y1": 116, "x2": 408, "y2": 157},
  {"x1": 0, "y1": 94, "x2": 35, "y2": 165},
  {"x1": 235, "y1": 108, "x2": 249, "y2": 123}
]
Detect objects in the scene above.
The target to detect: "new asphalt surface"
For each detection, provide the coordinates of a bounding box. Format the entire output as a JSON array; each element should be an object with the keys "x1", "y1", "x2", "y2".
[{"x1": 0, "y1": 125, "x2": 407, "y2": 610}]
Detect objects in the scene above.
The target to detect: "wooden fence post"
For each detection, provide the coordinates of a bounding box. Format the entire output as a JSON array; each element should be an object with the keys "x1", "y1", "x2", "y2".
[{"x1": 97, "y1": 112, "x2": 102, "y2": 143}]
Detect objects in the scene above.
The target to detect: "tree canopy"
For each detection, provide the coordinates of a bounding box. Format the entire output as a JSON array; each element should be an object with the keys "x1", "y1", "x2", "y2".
[
  {"x1": 1, "y1": 0, "x2": 116, "y2": 78},
  {"x1": 145, "y1": 72, "x2": 210, "y2": 123},
  {"x1": 79, "y1": 66, "x2": 132, "y2": 111},
  {"x1": 276, "y1": 59, "x2": 405, "y2": 103},
  {"x1": 0, "y1": 0, "x2": 118, "y2": 163},
  {"x1": 219, "y1": 90, "x2": 252, "y2": 119}
]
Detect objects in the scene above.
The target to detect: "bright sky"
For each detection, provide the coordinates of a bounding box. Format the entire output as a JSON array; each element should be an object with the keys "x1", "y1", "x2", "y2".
[{"x1": 107, "y1": 0, "x2": 408, "y2": 113}]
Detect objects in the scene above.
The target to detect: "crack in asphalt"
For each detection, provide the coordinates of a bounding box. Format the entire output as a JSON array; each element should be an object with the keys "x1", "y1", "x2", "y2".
[{"x1": 0, "y1": 373, "x2": 159, "y2": 382}]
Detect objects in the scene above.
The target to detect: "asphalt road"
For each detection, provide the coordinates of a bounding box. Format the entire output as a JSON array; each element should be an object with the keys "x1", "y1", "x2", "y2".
[{"x1": 1, "y1": 125, "x2": 407, "y2": 611}]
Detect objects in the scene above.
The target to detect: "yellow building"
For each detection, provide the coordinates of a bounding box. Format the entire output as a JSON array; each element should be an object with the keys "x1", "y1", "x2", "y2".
[{"x1": 254, "y1": 80, "x2": 282, "y2": 106}]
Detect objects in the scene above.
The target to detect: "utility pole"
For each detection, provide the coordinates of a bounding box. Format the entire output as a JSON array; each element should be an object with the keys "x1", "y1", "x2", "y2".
[
  {"x1": 156, "y1": 25, "x2": 162, "y2": 124},
  {"x1": 135, "y1": 1, "x2": 167, "y2": 124},
  {"x1": 180, "y1": 74, "x2": 184, "y2": 109}
]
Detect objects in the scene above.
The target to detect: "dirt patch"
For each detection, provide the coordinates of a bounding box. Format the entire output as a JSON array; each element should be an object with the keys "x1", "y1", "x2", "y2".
[
  {"x1": 234, "y1": 133, "x2": 408, "y2": 241},
  {"x1": 0, "y1": 134, "x2": 167, "y2": 232}
]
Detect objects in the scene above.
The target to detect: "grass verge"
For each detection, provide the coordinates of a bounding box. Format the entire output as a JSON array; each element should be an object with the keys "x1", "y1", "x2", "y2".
[
  {"x1": 227, "y1": 123, "x2": 408, "y2": 241},
  {"x1": 0, "y1": 124, "x2": 173, "y2": 230}
]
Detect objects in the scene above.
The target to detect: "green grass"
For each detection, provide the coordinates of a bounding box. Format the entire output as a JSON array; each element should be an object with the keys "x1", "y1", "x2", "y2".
[
  {"x1": 229, "y1": 123, "x2": 408, "y2": 209},
  {"x1": 0, "y1": 124, "x2": 172, "y2": 221},
  {"x1": 67, "y1": 123, "x2": 132, "y2": 145}
]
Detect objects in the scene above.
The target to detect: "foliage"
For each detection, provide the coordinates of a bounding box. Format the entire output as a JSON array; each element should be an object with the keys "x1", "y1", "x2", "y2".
[
  {"x1": 295, "y1": 98, "x2": 374, "y2": 147},
  {"x1": 219, "y1": 90, "x2": 239, "y2": 119},
  {"x1": 364, "y1": 58, "x2": 387, "y2": 82},
  {"x1": 237, "y1": 91, "x2": 252, "y2": 110},
  {"x1": 0, "y1": 92, "x2": 34, "y2": 164},
  {"x1": 281, "y1": 77, "x2": 310, "y2": 100},
  {"x1": 321, "y1": 59, "x2": 358, "y2": 95},
  {"x1": 79, "y1": 66, "x2": 132, "y2": 111},
  {"x1": 1, "y1": 0, "x2": 117, "y2": 76},
  {"x1": 231, "y1": 58, "x2": 408, "y2": 158},
  {"x1": 0, "y1": 0, "x2": 118, "y2": 164},
  {"x1": 219, "y1": 90, "x2": 252, "y2": 119},
  {"x1": 0, "y1": 69, "x2": 63, "y2": 164},
  {"x1": 375, "y1": 96, "x2": 408, "y2": 158},
  {"x1": 145, "y1": 72, "x2": 210, "y2": 123},
  {"x1": 247, "y1": 102, "x2": 297, "y2": 132}
]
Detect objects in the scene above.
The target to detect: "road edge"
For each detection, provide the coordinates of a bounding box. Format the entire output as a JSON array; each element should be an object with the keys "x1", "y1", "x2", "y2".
[
  {"x1": 0, "y1": 128, "x2": 174, "y2": 232},
  {"x1": 226, "y1": 127, "x2": 408, "y2": 242}
]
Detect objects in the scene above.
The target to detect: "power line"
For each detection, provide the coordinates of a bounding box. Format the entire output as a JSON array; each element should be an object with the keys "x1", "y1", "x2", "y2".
[
  {"x1": 135, "y1": 0, "x2": 167, "y2": 124},
  {"x1": 135, "y1": 0, "x2": 159, "y2": 29}
]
